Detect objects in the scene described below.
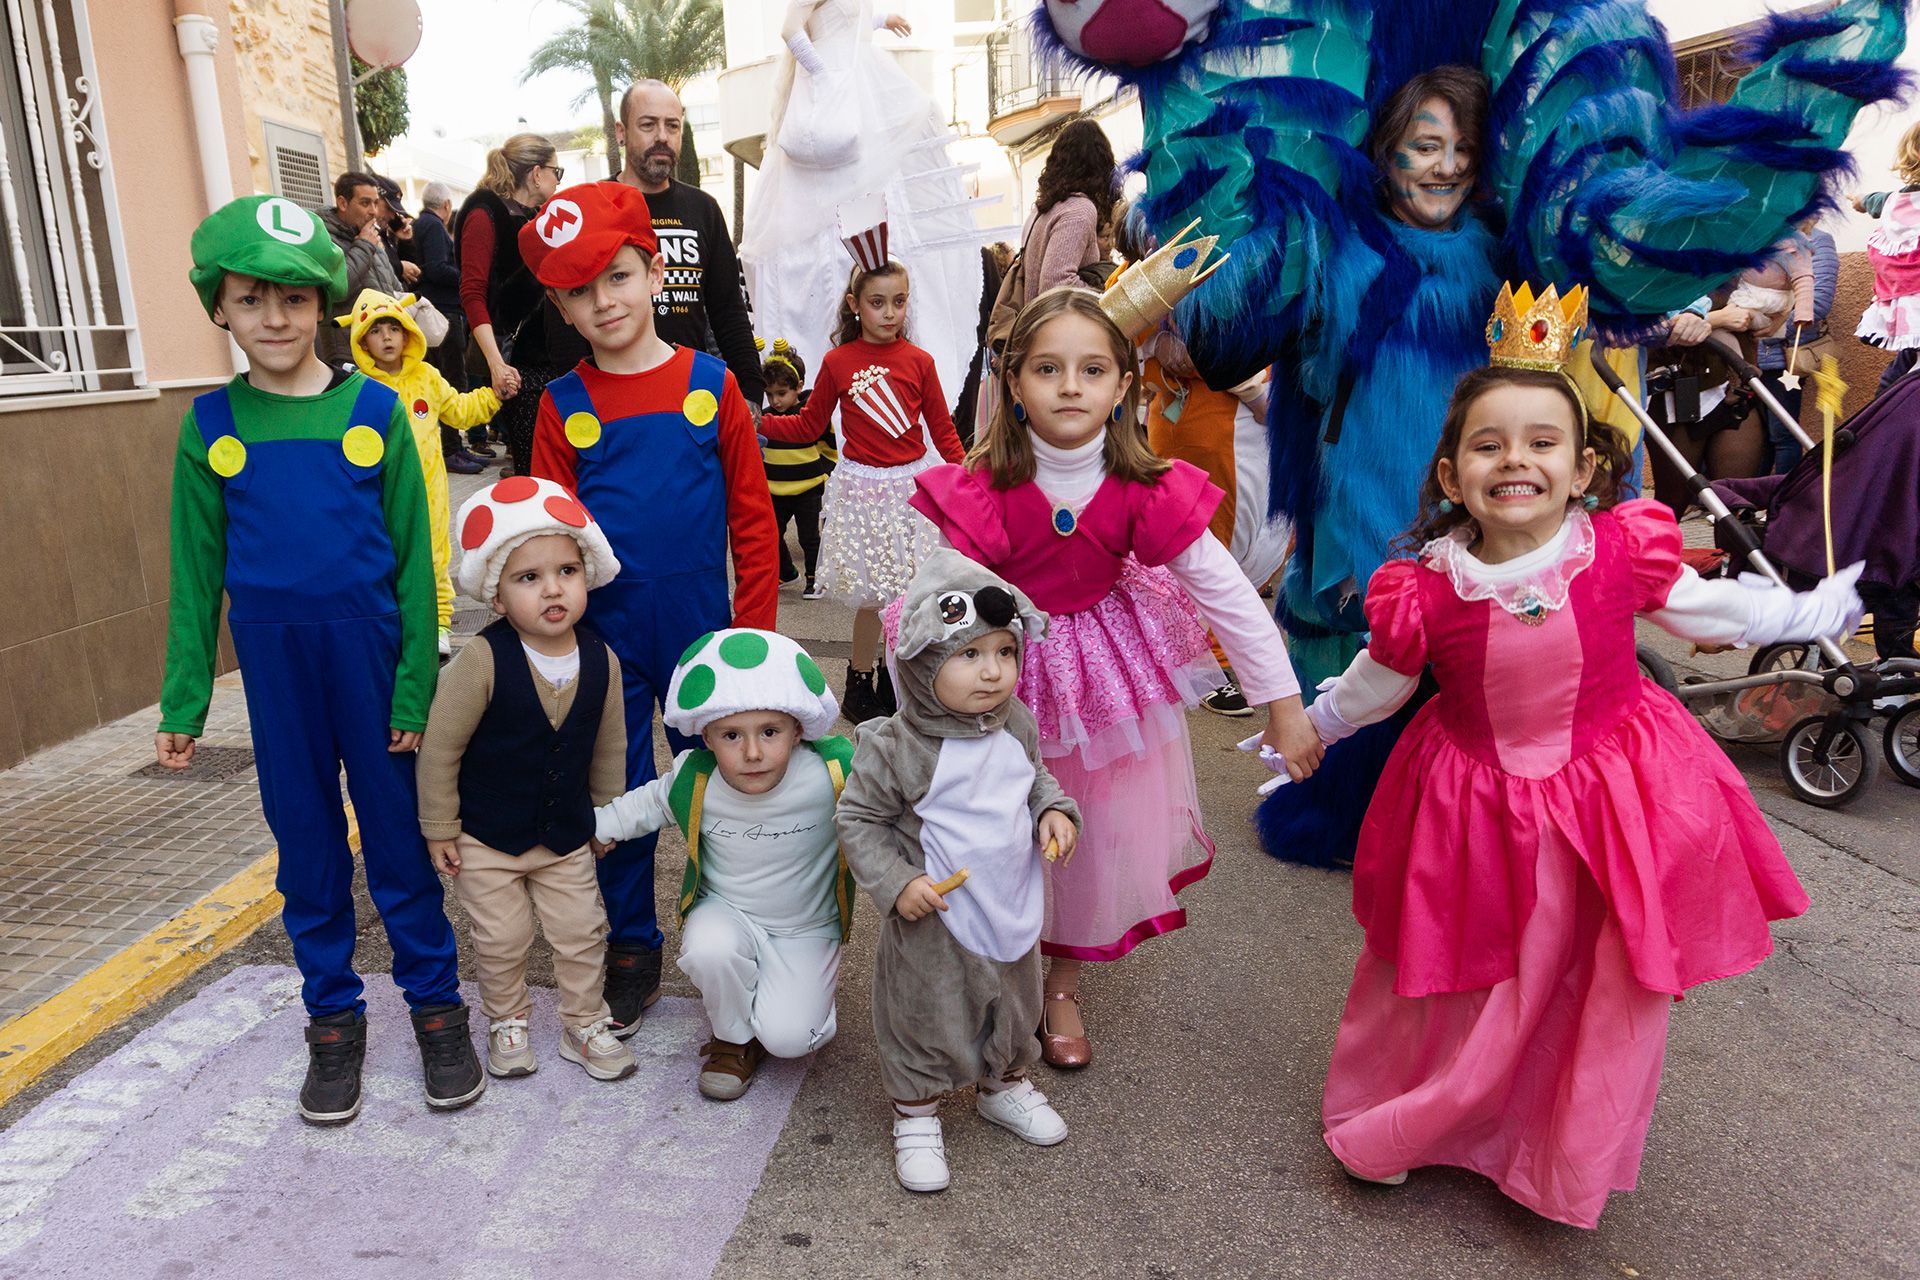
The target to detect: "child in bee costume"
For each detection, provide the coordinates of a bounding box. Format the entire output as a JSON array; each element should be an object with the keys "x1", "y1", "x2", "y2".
[{"x1": 836, "y1": 549, "x2": 1082, "y2": 1193}]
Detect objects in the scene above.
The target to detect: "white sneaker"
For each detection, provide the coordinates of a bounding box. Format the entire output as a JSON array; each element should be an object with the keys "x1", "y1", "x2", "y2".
[
  {"x1": 891, "y1": 1115, "x2": 949, "y2": 1192},
  {"x1": 560, "y1": 1018, "x2": 637, "y2": 1081},
  {"x1": 1340, "y1": 1161, "x2": 1408, "y2": 1186},
  {"x1": 437, "y1": 627, "x2": 452, "y2": 658},
  {"x1": 974, "y1": 1079, "x2": 1068, "y2": 1146},
  {"x1": 486, "y1": 1016, "x2": 536, "y2": 1077}
]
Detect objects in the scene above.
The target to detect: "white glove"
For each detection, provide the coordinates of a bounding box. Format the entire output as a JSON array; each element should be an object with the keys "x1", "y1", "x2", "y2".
[
  {"x1": 785, "y1": 31, "x2": 827, "y2": 75},
  {"x1": 1305, "y1": 678, "x2": 1361, "y2": 744},
  {"x1": 1236, "y1": 732, "x2": 1292, "y2": 795},
  {"x1": 1737, "y1": 561, "x2": 1867, "y2": 646}
]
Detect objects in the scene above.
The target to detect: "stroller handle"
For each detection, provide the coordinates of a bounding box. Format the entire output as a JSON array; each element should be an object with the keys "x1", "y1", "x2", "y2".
[
  {"x1": 1585, "y1": 346, "x2": 1855, "y2": 671},
  {"x1": 1703, "y1": 332, "x2": 1819, "y2": 452}
]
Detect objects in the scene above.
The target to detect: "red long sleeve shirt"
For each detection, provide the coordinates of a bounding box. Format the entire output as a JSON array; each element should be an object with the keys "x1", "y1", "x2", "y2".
[
  {"x1": 759, "y1": 338, "x2": 963, "y2": 467},
  {"x1": 531, "y1": 348, "x2": 779, "y2": 630}
]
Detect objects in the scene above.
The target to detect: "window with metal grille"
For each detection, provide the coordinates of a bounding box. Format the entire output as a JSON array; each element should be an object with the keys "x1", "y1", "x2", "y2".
[
  {"x1": 1673, "y1": 33, "x2": 1753, "y2": 111},
  {"x1": 265, "y1": 122, "x2": 330, "y2": 210},
  {"x1": 0, "y1": 0, "x2": 140, "y2": 396}
]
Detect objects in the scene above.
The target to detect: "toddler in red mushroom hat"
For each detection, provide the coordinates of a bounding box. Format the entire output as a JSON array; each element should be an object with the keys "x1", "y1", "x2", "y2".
[
  {"x1": 521, "y1": 182, "x2": 782, "y2": 1035},
  {"x1": 415, "y1": 475, "x2": 638, "y2": 1082}
]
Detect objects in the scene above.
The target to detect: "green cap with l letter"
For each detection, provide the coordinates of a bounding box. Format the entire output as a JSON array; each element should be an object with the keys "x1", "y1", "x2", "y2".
[{"x1": 188, "y1": 195, "x2": 348, "y2": 318}]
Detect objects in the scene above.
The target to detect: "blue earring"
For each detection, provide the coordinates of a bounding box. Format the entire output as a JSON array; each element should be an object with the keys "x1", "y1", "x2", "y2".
[
  {"x1": 1438, "y1": 498, "x2": 1455, "y2": 514},
  {"x1": 1111, "y1": 403, "x2": 1124, "y2": 423},
  {"x1": 1012, "y1": 402, "x2": 1026, "y2": 424},
  {"x1": 1582, "y1": 493, "x2": 1599, "y2": 511}
]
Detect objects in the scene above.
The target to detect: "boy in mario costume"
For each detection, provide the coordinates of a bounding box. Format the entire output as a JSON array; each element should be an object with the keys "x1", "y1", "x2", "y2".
[
  {"x1": 524, "y1": 181, "x2": 780, "y2": 1035},
  {"x1": 157, "y1": 196, "x2": 480, "y2": 1127}
]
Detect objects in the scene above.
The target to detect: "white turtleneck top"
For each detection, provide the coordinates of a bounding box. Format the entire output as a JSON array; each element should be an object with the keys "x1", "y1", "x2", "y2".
[{"x1": 1025, "y1": 431, "x2": 1300, "y2": 705}]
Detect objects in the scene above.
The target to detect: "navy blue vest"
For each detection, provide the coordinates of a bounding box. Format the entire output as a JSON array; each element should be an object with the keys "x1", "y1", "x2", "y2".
[{"x1": 457, "y1": 620, "x2": 610, "y2": 856}]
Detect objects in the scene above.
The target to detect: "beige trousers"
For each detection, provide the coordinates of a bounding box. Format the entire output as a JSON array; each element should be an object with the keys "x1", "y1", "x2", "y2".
[{"x1": 450, "y1": 835, "x2": 610, "y2": 1029}]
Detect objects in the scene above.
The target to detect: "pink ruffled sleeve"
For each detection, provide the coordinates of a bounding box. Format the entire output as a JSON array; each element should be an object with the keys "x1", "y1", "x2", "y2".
[
  {"x1": 1129, "y1": 460, "x2": 1225, "y2": 566},
  {"x1": 1612, "y1": 498, "x2": 1685, "y2": 611},
  {"x1": 1361, "y1": 561, "x2": 1427, "y2": 676},
  {"x1": 909, "y1": 465, "x2": 1010, "y2": 563}
]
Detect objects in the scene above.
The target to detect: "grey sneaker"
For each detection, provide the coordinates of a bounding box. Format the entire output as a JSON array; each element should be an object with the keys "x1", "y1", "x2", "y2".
[
  {"x1": 486, "y1": 1016, "x2": 537, "y2": 1077},
  {"x1": 560, "y1": 1018, "x2": 637, "y2": 1081}
]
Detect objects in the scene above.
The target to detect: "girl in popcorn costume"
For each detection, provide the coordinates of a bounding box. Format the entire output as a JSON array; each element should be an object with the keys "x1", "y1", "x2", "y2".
[
  {"x1": 760, "y1": 212, "x2": 966, "y2": 723},
  {"x1": 1302, "y1": 283, "x2": 1863, "y2": 1227},
  {"x1": 903, "y1": 249, "x2": 1324, "y2": 1070}
]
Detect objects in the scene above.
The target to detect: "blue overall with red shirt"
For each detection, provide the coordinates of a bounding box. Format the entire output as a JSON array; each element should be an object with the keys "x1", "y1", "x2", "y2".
[
  {"x1": 176, "y1": 377, "x2": 460, "y2": 1017},
  {"x1": 540, "y1": 351, "x2": 733, "y2": 949}
]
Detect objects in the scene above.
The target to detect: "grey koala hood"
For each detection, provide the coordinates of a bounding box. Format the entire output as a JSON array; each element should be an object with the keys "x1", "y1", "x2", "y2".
[{"x1": 887, "y1": 548, "x2": 1049, "y2": 741}]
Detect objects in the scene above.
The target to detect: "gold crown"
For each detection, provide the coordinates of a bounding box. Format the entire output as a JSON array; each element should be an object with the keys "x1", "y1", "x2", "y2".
[
  {"x1": 1101, "y1": 218, "x2": 1228, "y2": 342},
  {"x1": 1486, "y1": 282, "x2": 1588, "y2": 371}
]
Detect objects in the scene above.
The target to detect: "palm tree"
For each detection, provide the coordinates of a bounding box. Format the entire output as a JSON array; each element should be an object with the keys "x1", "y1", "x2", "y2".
[{"x1": 522, "y1": 0, "x2": 727, "y2": 184}]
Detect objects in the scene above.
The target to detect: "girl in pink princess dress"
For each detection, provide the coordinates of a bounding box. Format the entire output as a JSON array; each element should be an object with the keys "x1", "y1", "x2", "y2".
[
  {"x1": 904, "y1": 287, "x2": 1323, "y2": 1068},
  {"x1": 1304, "y1": 361, "x2": 1864, "y2": 1228}
]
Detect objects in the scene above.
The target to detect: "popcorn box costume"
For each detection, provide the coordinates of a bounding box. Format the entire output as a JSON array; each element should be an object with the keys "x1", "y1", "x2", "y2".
[
  {"x1": 595, "y1": 629, "x2": 854, "y2": 1059},
  {"x1": 837, "y1": 551, "x2": 1081, "y2": 1101},
  {"x1": 339, "y1": 288, "x2": 502, "y2": 632},
  {"x1": 759, "y1": 212, "x2": 966, "y2": 610},
  {"x1": 163, "y1": 195, "x2": 458, "y2": 1019},
  {"x1": 419, "y1": 477, "x2": 628, "y2": 1034},
  {"x1": 523, "y1": 181, "x2": 781, "y2": 955},
  {"x1": 1311, "y1": 284, "x2": 1823, "y2": 1229}
]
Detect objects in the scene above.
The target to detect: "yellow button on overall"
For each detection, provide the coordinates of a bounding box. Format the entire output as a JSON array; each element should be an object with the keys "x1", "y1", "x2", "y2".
[
  {"x1": 342, "y1": 425, "x2": 385, "y2": 467},
  {"x1": 683, "y1": 389, "x2": 718, "y2": 426},
  {"x1": 206, "y1": 435, "x2": 246, "y2": 478},
  {"x1": 565, "y1": 411, "x2": 602, "y2": 448}
]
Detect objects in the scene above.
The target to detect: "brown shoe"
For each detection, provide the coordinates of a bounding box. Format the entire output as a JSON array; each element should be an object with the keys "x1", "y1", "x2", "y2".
[
  {"x1": 1038, "y1": 990, "x2": 1091, "y2": 1069},
  {"x1": 698, "y1": 1036, "x2": 766, "y2": 1100}
]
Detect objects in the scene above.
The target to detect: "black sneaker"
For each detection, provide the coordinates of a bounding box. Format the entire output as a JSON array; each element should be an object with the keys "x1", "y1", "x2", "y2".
[
  {"x1": 411, "y1": 1003, "x2": 486, "y2": 1110},
  {"x1": 300, "y1": 1011, "x2": 367, "y2": 1127},
  {"x1": 604, "y1": 943, "x2": 663, "y2": 1039},
  {"x1": 779, "y1": 562, "x2": 800, "y2": 586},
  {"x1": 876, "y1": 663, "x2": 899, "y2": 717},
  {"x1": 1201, "y1": 678, "x2": 1255, "y2": 717},
  {"x1": 842, "y1": 665, "x2": 884, "y2": 724}
]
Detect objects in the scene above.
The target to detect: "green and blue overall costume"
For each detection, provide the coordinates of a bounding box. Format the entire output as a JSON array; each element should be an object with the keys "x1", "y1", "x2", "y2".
[
  {"x1": 160, "y1": 373, "x2": 460, "y2": 1017},
  {"x1": 539, "y1": 350, "x2": 733, "y2": 950}
]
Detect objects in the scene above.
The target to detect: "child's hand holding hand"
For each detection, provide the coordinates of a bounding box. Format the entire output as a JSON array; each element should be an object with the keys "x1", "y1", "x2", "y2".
[
  {"x1": 894, "y1": 875, "x2": 949, "y2": 921},
  {"x1": 428, "y1": 839, "x2": 461, "y2": 876},
  {"x1": 1037, "y1": 809, "x2": 1077, "y2": 865},
  {"x1": 154, "y1": 732, "x2": 196, "y2": 770},
  {"x1": 590, "y1": 837, "x2": 616, "y2": 858},
  {"x1": 1266, "y1": 697, "x2": 1325, "y2": 781},
  {"x1": 389, "y1": 728, "x2": 421, "y2": 753}
]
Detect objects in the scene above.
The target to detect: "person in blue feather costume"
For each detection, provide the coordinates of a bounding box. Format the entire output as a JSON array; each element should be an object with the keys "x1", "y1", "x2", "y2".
[{"x1": 1035, "y1": 0, "x2": 1910, "y2": 867}]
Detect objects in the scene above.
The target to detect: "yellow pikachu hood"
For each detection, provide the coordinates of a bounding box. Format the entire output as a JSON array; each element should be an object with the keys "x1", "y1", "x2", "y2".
[{"x1": 336, "y1": 287, "x2": 427, "y2": 378}]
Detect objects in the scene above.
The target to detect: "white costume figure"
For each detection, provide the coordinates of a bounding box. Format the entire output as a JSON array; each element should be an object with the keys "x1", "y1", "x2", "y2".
[{"x1": 741, "y1": 0, "x2": 988, "y2": 401}]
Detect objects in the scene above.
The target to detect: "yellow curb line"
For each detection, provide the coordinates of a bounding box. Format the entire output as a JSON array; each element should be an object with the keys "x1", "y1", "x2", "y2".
[{"x1": 0, "y1": 810, "x2": 362, "y2": 1110}]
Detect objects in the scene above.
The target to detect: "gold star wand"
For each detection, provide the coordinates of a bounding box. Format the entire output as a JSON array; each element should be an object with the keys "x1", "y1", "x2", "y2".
[{"x1": 1812, "y1": 354, "x2": 1847, "y2": 576}]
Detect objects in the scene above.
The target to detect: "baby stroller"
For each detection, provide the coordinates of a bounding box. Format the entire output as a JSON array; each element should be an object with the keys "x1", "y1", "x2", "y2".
[{"x1": 1595, "y1": 342, "x2": 1920, "y2": 807}]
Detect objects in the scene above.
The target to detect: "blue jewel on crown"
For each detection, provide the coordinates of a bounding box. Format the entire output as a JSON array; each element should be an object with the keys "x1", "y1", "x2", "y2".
[{"x1": 1051, "y1": 504, "x2": 1078, "y2": 537}]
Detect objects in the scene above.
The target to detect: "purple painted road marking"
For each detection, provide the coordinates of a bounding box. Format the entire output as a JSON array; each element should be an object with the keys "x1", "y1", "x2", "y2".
[{"x1": 0, "y1": 967, "x2": 806, "y2": 1279}]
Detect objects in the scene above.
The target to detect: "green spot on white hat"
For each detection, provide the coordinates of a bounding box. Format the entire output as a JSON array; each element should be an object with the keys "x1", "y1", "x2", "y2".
[
  {"x1": 718, "y1": 632, "x2": 769, "y2": 669},
  {"x1": 677, "y1": 664, "x2": 716, "y2": 710},
  {"x1": 796, "y1": 653, "x2": 826, "y2": 695},
  {"x1": 678, "y1": 631, "x2": 716, "y2": 668}
]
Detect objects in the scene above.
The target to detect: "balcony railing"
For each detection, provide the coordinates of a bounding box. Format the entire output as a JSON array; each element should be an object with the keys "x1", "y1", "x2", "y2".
[{"x1": 986, "y1": 23, "x2": 1076, "y2": 129}]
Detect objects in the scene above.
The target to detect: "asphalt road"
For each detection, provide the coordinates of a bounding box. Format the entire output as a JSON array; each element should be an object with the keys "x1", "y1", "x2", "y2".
[{"x1": 8, "y1": 583, "x2": 1914, "y2": 1280}]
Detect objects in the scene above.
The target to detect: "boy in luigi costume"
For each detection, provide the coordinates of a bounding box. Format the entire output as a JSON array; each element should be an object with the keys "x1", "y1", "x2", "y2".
[
  {"x1": 595, "y1": 629, "x2": 852, "y2": 1100},
  {"x1": 155, "y1": 195, "x2": 481, "y2": 1126}
]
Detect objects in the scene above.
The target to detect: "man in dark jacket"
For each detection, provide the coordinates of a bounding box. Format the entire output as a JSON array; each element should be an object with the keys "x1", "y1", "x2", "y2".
[
  {"x1": 314, "y1": 171, "x2": 402, "y2": 366},
  {"x1": 615, "y1": 79, "x2": 764, "y2": 409}
]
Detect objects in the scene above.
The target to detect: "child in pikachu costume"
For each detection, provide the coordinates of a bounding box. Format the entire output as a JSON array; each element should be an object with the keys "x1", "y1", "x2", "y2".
[{"x1": 340, "y1": 288, "x2": 503, "y2": 650}]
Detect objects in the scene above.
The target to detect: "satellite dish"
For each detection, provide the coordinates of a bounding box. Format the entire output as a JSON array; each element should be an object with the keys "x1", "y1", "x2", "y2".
[{"x1": 345, "y1": 0, "x2": 423, "y2": 70}]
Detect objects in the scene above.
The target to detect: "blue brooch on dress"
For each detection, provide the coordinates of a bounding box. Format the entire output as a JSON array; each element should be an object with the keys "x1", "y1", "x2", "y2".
[
  {"x1": 1051, "y1": 504, "x2": 1078, "y2": 537},
  {"x1": 1512, "y1": 589, "x2": 1549, "y2": 626}
]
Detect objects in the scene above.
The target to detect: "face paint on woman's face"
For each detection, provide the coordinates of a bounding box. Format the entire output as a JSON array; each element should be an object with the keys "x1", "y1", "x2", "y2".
[{"x1": 1389, "y1": 97, "x2": 1475, "y2": 229}]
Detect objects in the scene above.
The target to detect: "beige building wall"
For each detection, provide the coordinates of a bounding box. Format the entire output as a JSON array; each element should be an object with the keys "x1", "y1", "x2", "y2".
[{"x1": 230, "y1": 0, "x2": 353, "y2": 199}]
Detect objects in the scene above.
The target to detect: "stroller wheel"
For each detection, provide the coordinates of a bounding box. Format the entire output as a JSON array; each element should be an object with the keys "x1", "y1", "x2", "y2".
[
  {"x1": 1749, "y1": 643, "x2": 1826, "y2": 677},
  {"x1": 1780, "y1": 716, "x2": 1879, "y2": 807},
  {"x1": 1636, "y1": 646, "x2": 1679, "y2": 695},
  {"x1": 1884, "y1": 703, "x2": 1920, "y2": 788}
]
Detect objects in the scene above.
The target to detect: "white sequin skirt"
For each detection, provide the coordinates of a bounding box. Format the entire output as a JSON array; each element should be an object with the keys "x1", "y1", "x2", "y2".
[{"x1": 814, "y1": 455, "x2": 943, "y2": 610}]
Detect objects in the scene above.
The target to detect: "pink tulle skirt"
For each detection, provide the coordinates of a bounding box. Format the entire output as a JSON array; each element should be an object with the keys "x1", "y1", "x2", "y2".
[{"x1": 1322, "y1": 827, "x2": 1673, "y2": 1229}]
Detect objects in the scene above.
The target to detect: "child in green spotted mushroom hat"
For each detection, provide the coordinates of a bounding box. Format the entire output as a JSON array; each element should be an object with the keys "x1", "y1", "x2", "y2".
[{"x1": 595, "y1": 628, "x2": 854, "y2": 1100}]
